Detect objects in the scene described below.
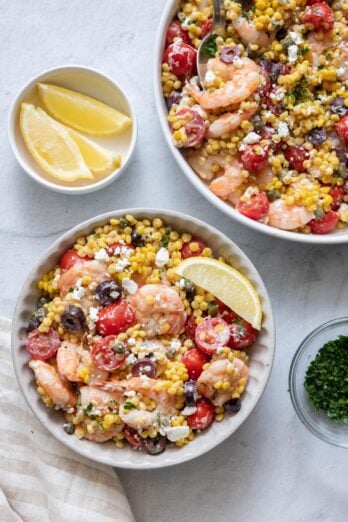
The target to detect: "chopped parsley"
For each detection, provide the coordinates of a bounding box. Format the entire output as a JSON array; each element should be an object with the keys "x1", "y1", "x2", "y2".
[
  {"x1": 203, "y1": 34, "x2": 217, "y2": 57},
  {"x1": 161, "y1": 234, "x2": 170, "y2": 248},
  {"x1": 83, "y1": 402, "x2": 93, "y2": 417},
  {"x1": 287, "y1": 79, "x2": 309, "y2": 104},
  {"x1": 304, "y1": 336, "x2": 348, "y2": 424},
  {"x1": 123, "y1": 401, "x2": 137, "y2": 410}
]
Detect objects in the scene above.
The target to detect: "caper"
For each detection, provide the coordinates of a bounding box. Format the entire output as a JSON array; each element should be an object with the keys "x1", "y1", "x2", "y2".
[
  {"x1": 63, "y1": 422, "x2": 75, "y2": 435},
  {"x1": 207, "y1": 301, "x2": 219, "y2": 317},
  {"x1": 111, "y1": 340, "x2": 126, "y2": 355}
]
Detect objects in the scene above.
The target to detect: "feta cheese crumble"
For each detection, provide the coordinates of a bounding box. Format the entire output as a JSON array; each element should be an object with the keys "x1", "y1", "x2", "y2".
[
  {"x1": 277, "y1": 122, "x2": 289, "y2": 138},
  {"x1": 122, "y1": 278, "x2": 138, "y2": 295},
  {"x1": 164, "y1": 426, "x2": 190, "y2": 442},
  {"x1": 289, "y1": 31, "x2": 302, "y2": 45},
  {"x1": 181, "y1": 406, "x2": 197, "y2": 416},
  {"x1": 243, "y1": 132, "x2": 261, "y2": 145},
  {"x1": 94, "y1": 248, "x2": 109, "y2": 262},
  {"x1": 71, "y1": 279, "x2": 85, "y2": 301},
  {"x1": 89, "y1": 307, "x2": 100, "y2": 322},
  {"x1": 155, "y1": 247, "x2": 170, "y2": 268},
  {"x1": 288, "y1": 45, "x2": 298, "y2": 64},
  {"x1": 115, "y1": 258, "x2": 130, "y2": 272},
  {"x1": 205, "y1": 70, "x2": 216, "y2": 84}
]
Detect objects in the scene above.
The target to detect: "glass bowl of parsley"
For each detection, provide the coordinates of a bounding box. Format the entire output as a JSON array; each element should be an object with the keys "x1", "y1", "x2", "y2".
[{"x1": 289, "y1": 318, "x2": 348, "y2": 448}]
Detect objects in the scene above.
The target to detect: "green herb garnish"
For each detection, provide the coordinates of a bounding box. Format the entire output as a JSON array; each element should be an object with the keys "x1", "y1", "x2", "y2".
[
  {"x1": 123, "y1": 401, "x2": 137, "y2": 410},
  {"x1": 161, "y1": 234, "x2": 170, "y2": 248},
  {"x1": 304, "y1": 335, "x2": 348, "y2": 424},
  {"x1": 204, "y1": 34, "x2": 218, "y2": 57},
  {"x1": 83, "y1": 402, "x2": 93, "y2": 417}
]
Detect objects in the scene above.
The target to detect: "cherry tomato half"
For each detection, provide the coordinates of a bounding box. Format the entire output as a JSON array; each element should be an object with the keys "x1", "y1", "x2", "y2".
[
  {"x1": 302, "y1": 2, "x2": 334, "y2": 32},
  {"x1": 166, "y1": 20, "x2": 190, "y2": 46},
  {"x1": 59, "y1": 249, "x2": 91, "y2": 271},
  {"x1": 172, "y1": 108, "x2": 206, "y2": 148},
  {"x1": 187, "y1": 398, "x2": 215, "y2": 430},
  {"x1": 195, "y1": 317, "x2": 230, "y2": 355},
  {"x1": 181, "y1": 235, "x2": 206, "y2": 259},
  {"x1": 26, "y1": 328, "x2": 61, "y2": 360},
  {"x1": 124, "y1": 425, "x2": 143, "y2": 449},
  {"x1": 240, "y1": 145, "x2": 269, "y2": 174},
  {"x1": 91, "y1": 335, "x2": 126, "y2": 371},
  {"x1": 201, "y1": 18, "x2": 213, "y2": 38},
  {"x1": 237, "y1": 192, "x2": 270, "y2": 221},
  {"x1": 284, "y1": 146, "x2": 308, "y2": 172},
  {"x1": 228, "y1": 319, "x2": 257, "y2": 350},
  {"x1": 163, "y1": 42, "x2": 197, "y2": 77},
  {"x1": 309, "y1": 211, "x2": 339, "y2": 234},
  {"x1": 185, "y1": 314, "x2": 198, "y2": 340},
  {"x1": 182, "y1": 348, "x2": 210, "y2": 380},
  {"x1": 335, "y1": 115, "x2": 348, "y2": 144},
  {"x1": 329, "y1": 186, "x2": 344, "y2": 211},
  {"x1": 96, "y1": 300, "x2": 136, "y2": 336}
]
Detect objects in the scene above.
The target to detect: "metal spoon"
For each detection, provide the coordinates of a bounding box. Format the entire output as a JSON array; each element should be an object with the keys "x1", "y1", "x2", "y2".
[{"x1": 196, "y1": 0, "x2": 226, "y2": 86}]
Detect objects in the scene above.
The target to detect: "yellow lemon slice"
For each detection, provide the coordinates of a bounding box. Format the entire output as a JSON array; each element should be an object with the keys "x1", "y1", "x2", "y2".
[
  {"x1": 20, "y1": 103, "x2": 93, "y2": 182},
  {"x1": 64, "y1": 126, "x2": 122, "y2": 175},
  {"x1": 175, "y1": 257, "x2": 262, "y2": 330},
  {"x1": 37, "y1": 83, "x2": 132, "y2": 136}
]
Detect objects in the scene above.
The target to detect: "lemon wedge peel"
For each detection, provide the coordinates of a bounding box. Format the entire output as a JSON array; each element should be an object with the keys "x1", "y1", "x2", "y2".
[
  {"x1": 20, "y1": 103, "x2": 93, "y2": 182},
  {"x1": 37, "y1": 83, "x2": 132, "y2": 136},
  {"x1": 175, "y1": 257, "x2": 262, "y2": 330}
]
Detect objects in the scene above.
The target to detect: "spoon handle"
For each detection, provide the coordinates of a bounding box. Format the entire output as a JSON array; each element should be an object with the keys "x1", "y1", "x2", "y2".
[{"x1": 213, "y1": 0, "x2": 226, "y2": 36}]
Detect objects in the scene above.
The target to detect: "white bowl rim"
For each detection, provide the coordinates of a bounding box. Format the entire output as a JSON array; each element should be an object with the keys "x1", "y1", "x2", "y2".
[
  {"x1": 12, "y1": 207, "x2": 275, "y2": 469},
  {"x1": 153, "y1": 0, "x2": 348, "y2": 245},
  {"x1": 8, "y1": 64, "x2": 138, "y2": 195}
]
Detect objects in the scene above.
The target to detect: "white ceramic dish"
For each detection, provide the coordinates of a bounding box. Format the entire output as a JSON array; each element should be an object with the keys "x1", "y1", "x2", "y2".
[
  {"x1": 153, "y1": 0, "x2": 348, "y2": 244},
  {"x1": 8, "y1": 65, "x2": 137, "y2": 195},
  {"x1": 12, "y1": 209, "x2": 275, "y2": 469}
]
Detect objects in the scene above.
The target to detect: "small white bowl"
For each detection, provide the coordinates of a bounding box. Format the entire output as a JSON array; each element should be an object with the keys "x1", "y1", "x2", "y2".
[
  {"x1": 8, "y1": 65, "x2": 137, "y2": 195},
  {"x1": 153, "y1": 0, "x2": 348, "y2": 244},
  {"x1": 12, "y1": 209, "x2": 275, "y2": 470}
]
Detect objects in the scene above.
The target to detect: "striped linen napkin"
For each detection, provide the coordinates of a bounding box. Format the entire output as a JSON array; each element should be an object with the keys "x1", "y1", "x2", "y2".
[{"x1": 0, "y1": 316, "x2": 135, "y2": 522}]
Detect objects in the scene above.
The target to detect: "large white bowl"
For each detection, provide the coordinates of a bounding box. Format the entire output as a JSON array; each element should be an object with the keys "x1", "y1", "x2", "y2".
[
  {"x1": 12, "y1": 209, "x2": 275, "y2": 469},
  {"x1": 153, "y1": 0, "x2": 348, "y2": 244}
]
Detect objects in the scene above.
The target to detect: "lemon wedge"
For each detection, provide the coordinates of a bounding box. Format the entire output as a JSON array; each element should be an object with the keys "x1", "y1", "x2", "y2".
[
  {"x1": 64, "y1": 126, "x2": 121, "y2": 175},
  {"x1": 175, "y1": 257, "x2": 262, "y2": 330},
  {"x1": 37, "y1": 83, "x2": 132, "y2": 136},
  {"x1": 20, "y1": 103, "x2": 93, "y2": 182}
]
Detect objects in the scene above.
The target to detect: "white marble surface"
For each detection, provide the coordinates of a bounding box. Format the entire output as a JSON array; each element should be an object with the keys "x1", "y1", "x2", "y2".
[{"x1": 1, "y1": 1, "x2": 347, "y2": 521}]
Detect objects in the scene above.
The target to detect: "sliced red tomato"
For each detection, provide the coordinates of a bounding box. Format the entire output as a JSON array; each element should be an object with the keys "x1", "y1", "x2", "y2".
[
  {"x1": 173, "y1": 108, "x2": 206, "y2": 148},
  {"x1": 187, "y1": 398, "x2": 215, "y2": 430},
  {"x1": 284, "y1": 146, "x2": 308, "y2": 172},
  {"x1": 185, "y1": 314, "x2": 198, "y2": 340},
  {"x1": 124, "y1": 425, "x2": 143, "y2": 449},
  {"x1": 91, "y1": 335, "x2": 126, "y2": 371},
  {"x1": 228, "y1": 319, "x2": 257, "y2": 349},
  {"x1": 59, "y1": 249, "x2": 91, "y2": 271},
  {"x1": 182, "y1": 348, "x2": 209, "y2": 380},
  {"x1": 240, "y1": 145, "x2": 269, "y2": 174},
  {"x1": 309, "y1": 211, "x2": 339, "y2": 234},
  {"x1": 201, "y1": 18, "x2": 213, "y2": 38},
  {"x1": 163, "y1": 42, "x2": 197, "y2": 77},
  {"x1": 26, "y1": 328, "x2": 61, "y2": 360},
  {"x1": 302, "y1": 2, "x2": 334, "y2": 32},
  {"x1": 195, "y1": 317, "x2": 230, "y2": 355},
  {"x1": 329, "y1": 186, "x2": 344, "y2": 211},
  {"x1": 166, "y1": 20, "x2": 190, "y2": 46},
  {"x1": 96, "y1": 301, "x2": 136, "y2": 336},
  {"x1": 335, "y1": 115, "x2": 348, "y2": 144},
  {"x1": 237, "y1": 192, "x2": 270, "y2": 221},
  {"x1": 181, "y1": 235, "x2": 206, "y2": 258}
]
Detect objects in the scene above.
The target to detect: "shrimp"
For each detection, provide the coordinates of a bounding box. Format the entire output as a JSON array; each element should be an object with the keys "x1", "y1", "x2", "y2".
[
  {"x1": 187, "y1": 149, "x2": 228, "y2": 181},
  {"x1": 82, "y1": 423, "x2": 124, "y2": 443},
  {"x1": 128, "y1": 284, "x2": 186, "y2": 337},
  {"x1": 209, "y1": 159, "x2": 247, "y2": 204},
  {"x1": 58, "y1": 260, "x2": 110, "y2": 296},
  {"x1": 255, "y1": 166, "x2": 274, "y2": 190},
  {"x1": 29, "y1": 360, "x2": 76, "y2": 410},
  {"x1": 197, "y1": 358, "x2": 249, "y2": 406},
  {"x1": 233, "y1": 16, "x2": 271, "y2": 47},
  {"x1": 57, "y1": 341, "x2": 109, "y2": 384},
  {"x1": 187, "y1": 57, "x2": 262, "y2": 110},
  {"x1": 78, "y1": 386, "x2": 124, "y2": 416},
  {"x1": 307, "y1": 32, "x2": 333, "y2": 67},
  {"x1": 207, "y1": 107, "x2": 258, "y2": 138},
  {"x1": 267, "y1": 199, "x2": 314, "y2": 230}
]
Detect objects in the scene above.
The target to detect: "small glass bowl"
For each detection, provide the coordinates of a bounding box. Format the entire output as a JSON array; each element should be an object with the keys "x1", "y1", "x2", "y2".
[{"x1": 289, "y1": 317, "x2": 348, "y2": 448}]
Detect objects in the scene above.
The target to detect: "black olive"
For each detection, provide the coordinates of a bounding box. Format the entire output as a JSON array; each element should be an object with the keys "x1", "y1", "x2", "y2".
[
  {"x1": 166, "y1": 91, "x2": 182, "y2": 109},
  {"x1": 132, "y1": 358, "x2": 157, "y2": 378},
  {"x1": 61, "y1": 305, "x2": 86, "y2": 333},
  {"x1": 95, "y1": 280, "x2": 122, "y2": 306},
  {"x1": 220, "y1": 46, "x2": 241, "y2": 64},
  {"x1": 308, "y1": 128, "x2": 327, "y2": 145},
  {"x1": 330, "y1": 97, "x2": 348, "y2": 117},
  {"x1": 225, "y1": 398, "x2": 242, "y2": 413},
  {"x1": 63, "y1": 423, "x2": 75, "y2": 435},
  {"x1": 27, "y1": 306, "x2": 46, "y2": 333},
  {"x1": 131, "y1": 229, "x2": 145, "y2": 247},
  {"x1": 207, "y1": 301, "x2": 219, "y2": 317},
  {"x1": 275, "y1": 27, "x2": 287, "y2": 41},
  {"x1": 142, "y1": 435, "x2": 166, "y2": 455},
  {"x1": 184, "y1": 380, "x2": 197, "y2": 407},
  {"x1": 182, "y1": 279, "x2": 195, "y2": 301}
]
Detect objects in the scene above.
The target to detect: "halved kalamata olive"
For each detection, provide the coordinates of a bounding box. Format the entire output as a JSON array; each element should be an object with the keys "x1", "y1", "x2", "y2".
[
  {"x1": 225, "y1": 398, "x2": 242, "y2": 413},
  {"x1": 142, "y1": 435, "x2": 166, "y2": 455},
  {"x1": 63, "y1": 422, "x2": 75, "y2": 435},
  {"x1": 27, "y1": 306, "x2": 46, "y2": 333},
  {"x1": 61, "y1": 305, "x2": 86, "y2": 333},
  {"x1": 166, "y1": 91, "x2": 182, "y2": 109},
  {"x1": 308, "y1": 128, "x2": 327, "y2": 145},
  {"x1": 95, "y1": 280, "x2": 122, "y2": 306},
  {"x1": 330, "y1": 97, "x2": 348, "y2": 117},
  {"x1": 131, "y1": 358, "x2": 157, "y2": 378},
  {"x1": 182, "y1": 279, "x2": 195, "y2": 301},
  {"x1": 131, "y1": 229, "x2": 145, "y2": 247},
  {"x1": 275, "y1": 27, "x2": 287, "y2": 41},
  {"x1": 184, "y1": 380, "x2": 197, "y2": 407},
  {"x1": 220, "y1": 46, "x2": 241, "y2": 63}
]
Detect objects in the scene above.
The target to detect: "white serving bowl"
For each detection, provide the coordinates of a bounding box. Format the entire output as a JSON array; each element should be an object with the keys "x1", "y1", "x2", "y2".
[
  {"x1": 8, "y1": 65, "x2": 137, "y2": 195},
  {"x1": 12, "y1": 209, "x2": 275, "y2": 469},
  {"x1": 153, "y1": 0, "x2": 348, "y2": 244}
]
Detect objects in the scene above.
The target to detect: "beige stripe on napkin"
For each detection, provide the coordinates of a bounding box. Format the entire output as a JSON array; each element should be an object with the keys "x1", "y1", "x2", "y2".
[{"x1": 0, "y1": 317, "x2": 135, "y2": 522}]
